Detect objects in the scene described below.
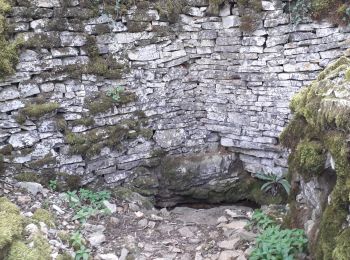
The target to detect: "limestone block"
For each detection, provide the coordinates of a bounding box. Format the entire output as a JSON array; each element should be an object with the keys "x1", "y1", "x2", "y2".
[
  {"x1": 266, "y1": 35, "x2": 289, "y2": 47},
  {"x1": 51, "y1": 47, "x2": 79, "y2": 58},
  {"x1": 9, "y1": 131, "x2": 40, "y2": 149},
  {"x1": 283, "y1": 62, "x2": 321, "y2": 72},
  {"x1": 242, "y1": 36, "x2": 266, "y2": 46},
  {"x1": 222, "y1": 16, "x2": 240, "y2": 29},
  {"x1": 0, "y1": 100, "x2": 25, "y2": 112},
  {"x1": 0, "y1": 87, "x2": 20, "y2": 101},
  {"x1": 19, "y1": 82, "x2": 40, "y2": 97},
  {"x1": 60, "y1": 32, "x2": 86, "y2": 47},
  {"x1": 154, "y1": 129, "x2": 187, "y2": 149},
  {"x1": 34, "y1": 0, "x2": 60, "y2": 8},
  {"x1": 128, "y1": 45, "x2": 160, "y2": 61}
]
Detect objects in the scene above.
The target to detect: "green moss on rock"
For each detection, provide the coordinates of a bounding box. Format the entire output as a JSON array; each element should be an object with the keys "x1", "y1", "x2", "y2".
[
  {"x1": 292, "y1": 140, "x2": 326, "y2": 177},
  {"x1": 113, "y1": 187, "x2": 154, "y2": 209},
  {"x1": 332, "y1": 228, "x2": 350, "y2": 260},
  {"x1": 316, "y1": 203, "x2": 348, "y2": 259},
  {"x1": 0, "y1": 0, "x2": 23, "y2": 78},
  {"x1": 32, "y1": 209, "x2": 55, "y2": 227},
  {"x1": 14, "y1": 172, "x2": 40, "y2": 183},
  {"x1": 20, "y1": 102, "x2": 59, "y2": 120},
  {"x1": 71, "y1": 117, "x2": 95, "y2": 127},
  {"x1": 0, "y1": 197, "x2": 23, "y2": 250},
  {"x1": 7, "y1": 235, "x2": 51, "y2": 260},
  {"x1": 282, "y1": 54, "x2": 350, "y2": 258},
  {"x1": 27, "y1": 154, "x2": 57, "y2": 169},
  {"x1": 85, "y1": 91, "x2": 137, "y2": 115}
]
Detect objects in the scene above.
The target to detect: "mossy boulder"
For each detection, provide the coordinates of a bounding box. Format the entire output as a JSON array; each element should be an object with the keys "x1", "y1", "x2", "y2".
[
  {"x1": 112, "y1": 187, "x2": 154, "y2": 210},
  {"x1": 282, "y1": 52, "x2": 350, "y2": 258},
  {"x1": 7, "y1": 235, "x2": 51, "y2": 260},
  {"x1": 0, "y1": 197, "x2": 23, "y2": 250},
  {"x1": 32, "y1": 208, "x2": 55, "y2": 227}
]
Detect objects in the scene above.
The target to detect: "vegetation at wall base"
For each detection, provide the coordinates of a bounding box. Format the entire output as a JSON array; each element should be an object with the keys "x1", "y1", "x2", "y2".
[{"x1": 248, "y1": 210, "x2": 308, "y2": 260}]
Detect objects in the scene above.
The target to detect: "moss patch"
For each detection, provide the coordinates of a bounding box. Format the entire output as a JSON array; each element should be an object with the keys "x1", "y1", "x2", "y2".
[
  {"x1": 85, "y1": 90, "x2": 137, "y2": 115},
  {"x1": 83, "y1": 36, "x2": 127, "y2": 79},
  {"x1": 0, "y1": 0, "x2": 23, "y2": 78},
  {"x1": 292, "y1": 140, "x2": 326, "y2": 177},
  {"x1": 7, "y1": 235, "x2": 51, "y2": 260},
  {"x1": 332, "y1": 228, "x2": 350, "y2": 260},
  {"x1": 65, "y1": 116, "x2": 149, "y2": 158},
  {"x1": 32, "y1": 208, "x2": 55, "y2": 227},
  {"x1": 71, "y1": 117, "x2": 95, "y2": 127},
  {"x1": 14, "y1": 172, "x2": 40, "y2": 183},
  {"x1": 0, "y1": 197, "x2": 23, "y2": 250},
  {"x1": 27, "y1": 154, "x2": 57, "y2": 169},
  {"x1": 56, "y1": 252, "x2": 74, "y2": 260},
  {"x1": 22, "y1": 102, "x2": 59, "y2": 119},
  {"x1": 207, "y1": 0, "x2": 226, "y2": 15}
]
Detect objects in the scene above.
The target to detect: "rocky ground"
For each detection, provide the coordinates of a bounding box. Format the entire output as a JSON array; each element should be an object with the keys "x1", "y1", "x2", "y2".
[{"x1": 0, "y1": 178, "x2": 259, "y2": 260}]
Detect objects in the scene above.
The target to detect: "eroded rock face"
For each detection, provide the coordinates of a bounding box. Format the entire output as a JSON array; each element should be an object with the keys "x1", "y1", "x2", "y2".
[{"x1": 127, "y1": 152, "x2": 282, "y2": 207}]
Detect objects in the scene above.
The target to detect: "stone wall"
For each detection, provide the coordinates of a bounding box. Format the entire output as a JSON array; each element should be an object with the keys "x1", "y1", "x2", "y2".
[{"x1": 0, "y1": 0, "x2": 349, "y2": 191}]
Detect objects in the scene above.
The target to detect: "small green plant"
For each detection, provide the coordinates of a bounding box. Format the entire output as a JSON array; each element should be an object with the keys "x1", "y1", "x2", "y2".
[
  {"x1": 249, "y1": 210, "x2": 308, "y2": 260},
  {"x1": 65, "y1": 190, "x2": 81, "y2": 208},
  {"x1": 49, "y1": 179, "x2": 58, "y2": 191},
  {"x1": 75, "y1": 245, "x2": 91, "y2": 260},
  {"x1": 72, "y1": 206, "x2": 98, "y2": 224},
  {"x1": 249, "y1": 210, "x2": 276, "y2": 230},
  {"x1": 64, "y1": 189, "x2": 111, "y2": 223},
  {"x1": 255, "y1": 172, "x2": 291, "y2": 196},
  {"x1": 250, "y1": 225, "x2": 308, "y2": 259},
  {"x1": 107, "y1": 86, "x2": 124, "y2": 101},
  {"x1": 70, "y1": 231, "x2": 84, "y2": 248},
  {"x1": 70, "y1": 232, "x2": 91, "y2": 260}
]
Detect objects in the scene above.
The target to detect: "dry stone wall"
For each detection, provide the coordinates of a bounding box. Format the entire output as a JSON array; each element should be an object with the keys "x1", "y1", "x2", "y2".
[{"x1": 0, "y1": 0, "x2": 350, "y2": 190}]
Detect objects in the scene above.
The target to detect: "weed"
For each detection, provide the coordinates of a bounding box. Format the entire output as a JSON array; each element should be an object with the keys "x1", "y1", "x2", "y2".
[
  {"x1": 249, "y1": 210, "x2": 276, "y2": 230},
  {"x1": 49, "y1": 179, "x2": 58, "y2": 191},
  {"x1": 70, "y1": 231, "x2": 91, "y2": 260},
  {"x1": 64, "y1": 189, "x2": 111, "y2": 223},
  {"x1": 255, "y1": 172, "x2": 291, "y2": 196},
  {"x1": 249, "y1": 210, "x2": 308, "y2": 259},
  {"x1": 75, "y1": 245, "x2": 91, "y2": 260},
  {"x1": 107, "y1": 86, "x2": 124, "y2": 101}
]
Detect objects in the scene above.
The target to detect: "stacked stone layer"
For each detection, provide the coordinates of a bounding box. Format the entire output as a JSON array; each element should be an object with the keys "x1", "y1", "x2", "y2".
[{"x1": 0, "y1": 0, "x2": 349, "y2": 186}]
